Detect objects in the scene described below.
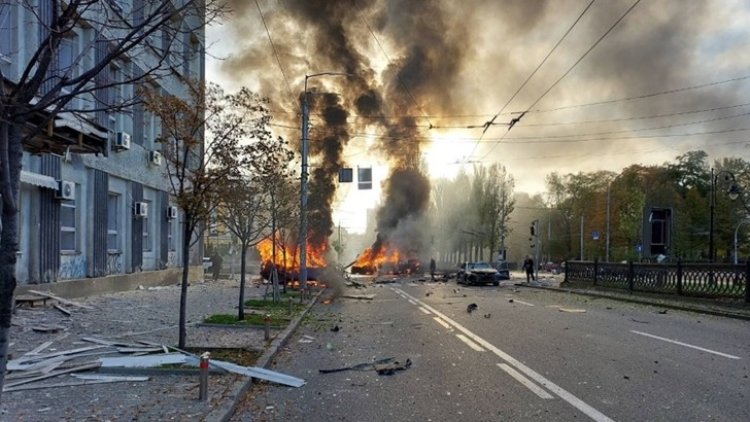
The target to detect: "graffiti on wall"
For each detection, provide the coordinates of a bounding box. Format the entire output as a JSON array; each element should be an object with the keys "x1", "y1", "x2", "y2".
[
  {"x1": 107, "y1": 253, "x2": 123, "y2": 275},
  {"x1": 59, "y1": 255, "x2": 87, "y2": 280}
]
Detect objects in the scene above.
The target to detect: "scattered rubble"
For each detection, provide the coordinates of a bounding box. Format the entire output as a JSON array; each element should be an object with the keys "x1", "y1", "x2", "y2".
[
  {"x1": 466, "y1": 303, "x2": 478, "y2": 313},
  {"x1": 318, "y1": 356, "x2": 411, "y2": 376},
  {"x1": 341, "y1": 294, "x2": 375, "y2": 300}
]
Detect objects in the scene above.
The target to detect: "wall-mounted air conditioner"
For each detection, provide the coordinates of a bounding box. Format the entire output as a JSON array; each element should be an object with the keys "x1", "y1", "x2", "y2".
[
  {"x1": 167, "y1": 206, "x2": 178, "y2": 220},
  {"x1": 113, "y1": 132, "x2": 131, "y2": 151},
  {"x1": 134, "y1": 201, "x2": 148, "y2": 217},
  {"x1": 55, "y1": 180, "x2": 75, "y2": 201},
  {"x1": 149, "y1": 150, "x2": 162, "y2": 165}
]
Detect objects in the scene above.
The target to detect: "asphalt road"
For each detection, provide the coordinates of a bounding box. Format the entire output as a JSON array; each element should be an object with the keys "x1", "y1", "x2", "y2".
[{"x1": 231, "y1": 276, "x2": 750, "y2": 422}]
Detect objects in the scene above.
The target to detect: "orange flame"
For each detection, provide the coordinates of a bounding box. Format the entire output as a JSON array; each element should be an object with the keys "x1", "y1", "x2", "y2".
[
  {"x1": 352, "y1": 243, "x2": 402, "y2": 272},
  {"x1": 256, "y1": 233, "x2": 328, "y2": 271}
]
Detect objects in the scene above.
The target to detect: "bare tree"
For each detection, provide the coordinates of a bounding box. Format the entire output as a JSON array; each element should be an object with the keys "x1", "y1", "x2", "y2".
[
  {"x1": 143, "y1": 83, "x2": 265, "y2": 347},
  {"x1": 215, "y1": 97, "x2": 295, "y2": 317},
  {"x1": 0, "y1": 0, "x2": 225, "y2": 399}
]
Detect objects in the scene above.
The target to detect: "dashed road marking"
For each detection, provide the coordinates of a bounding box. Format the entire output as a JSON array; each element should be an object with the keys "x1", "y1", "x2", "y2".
[
  {"x1": 497, "y1": 363, "x2": 553, "y2": 399},
  {"x1": 418, "y1": 306, "x2": 431, "y2": 315},
  {"x1": 395, "y1": 288, "x2": 614, "y2": 422},
  {"x1": 456, "y1": 333, "x2": 485, "y2": 352},
  {"x1": 433, "y1": 317, "x2": 452, "y2": 330},
  {"x1": 408, "y1": 299, "x2": 417, "y2": 305},
  {"x1": 511, "y1": 299, "x2": 534, "y2": 306},
  {"x1": 631, "y1": 330, "x2": 741, "y2": 360}
]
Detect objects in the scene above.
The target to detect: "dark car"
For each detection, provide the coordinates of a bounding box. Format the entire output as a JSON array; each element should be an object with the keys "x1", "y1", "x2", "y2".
[
  {"x1": 456, "y1": 261, "x2": 500, "y2": 286},
  {"x1": 494, "y1": 260, "x2": 511, "y2": 280}
]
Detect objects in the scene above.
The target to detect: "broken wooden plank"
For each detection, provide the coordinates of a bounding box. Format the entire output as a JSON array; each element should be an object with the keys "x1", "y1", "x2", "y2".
[
  {"x1": 31, "y1": 325, "x2": 65, "y2": 333},
  {"x1": 54, "y1": 304, "x2": 72, "y2": 316},
  {"x1": 3, "y1": 377, "x2": 146, "y2": 393},
  {"x1": 3, "y1": 362, "x2": 101, "y2": 390},
  {"x1": 26, "y1": 290, "x2": 94, "y2": 310},
  {"x1": 99, "y1": 353, "x2": 187, "y2": 368},
  {"x1": 116, "y1": 347, "x2": 163, "y2": 353},
  {"x1": 8, "y1": 345, "x2": 107, "y2": 367},
  {"x1": 25, "y1": 341, "x2": 54, "y2": 357},
  {"x1": 71, "y1": 374, "x2": 149, "y2": 382}
]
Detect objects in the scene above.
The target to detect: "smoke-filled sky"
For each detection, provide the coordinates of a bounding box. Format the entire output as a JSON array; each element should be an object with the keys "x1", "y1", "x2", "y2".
[{"x1": 207, "y1": 0, "x2": 750, "y2": 234}]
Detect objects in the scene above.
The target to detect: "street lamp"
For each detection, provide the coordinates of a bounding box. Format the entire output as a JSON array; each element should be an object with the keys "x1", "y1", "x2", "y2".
[
  {"x1": 709, "y1": 169, "x2": 744, "y2": 263},
  {"x1": 299, "y1": 72, "x2": 350, "y2": 294},
  {"x1": 734, "y1": 219, "x2": 750, "y2": 264}
]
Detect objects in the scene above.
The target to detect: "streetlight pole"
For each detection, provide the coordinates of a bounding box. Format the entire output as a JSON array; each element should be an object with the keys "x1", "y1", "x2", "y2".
[
  {"x1": 605, "y1": 171, "x2": 628, "y2": 262},
  {"x1": 299, "y1": 72, "x2": 350, "y2": 294},
  {"x1": 709, "y1": 168, "x2": 747, "y2": 263}
]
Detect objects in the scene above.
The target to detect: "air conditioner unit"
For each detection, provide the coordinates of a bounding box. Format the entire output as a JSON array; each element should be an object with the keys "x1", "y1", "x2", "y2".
[
  {"x1": 113, "y1": 132, "x2": 131, "y2": 151},
  {"x1": 166, "y1": 206, "x2": 178, "y2": 220},
  {"x1": 149, "y1": 150, "x2": 162, "y2": 165},
  {"x1": 134, "y1": 201, "x2": 148, "y2": 217},
  {"x1": 55, "y1": 180, "x2": 75, "y2": 201}
]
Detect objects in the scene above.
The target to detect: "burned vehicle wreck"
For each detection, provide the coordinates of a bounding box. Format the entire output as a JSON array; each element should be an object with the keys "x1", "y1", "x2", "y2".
[{"x1": 456, "y1": 262, "x2": 501, "y2": 286}]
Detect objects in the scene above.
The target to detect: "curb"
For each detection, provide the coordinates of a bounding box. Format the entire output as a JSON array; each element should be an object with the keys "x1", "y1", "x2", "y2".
[
  {"x1": 207, "y1": 289, "x2": 324, "y2": 422},
  {"x1": 516, "y1": 283, "x2": 750, "y2": 321}
]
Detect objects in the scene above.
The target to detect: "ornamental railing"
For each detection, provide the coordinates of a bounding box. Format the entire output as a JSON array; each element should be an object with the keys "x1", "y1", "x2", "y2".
[{"x1": 564, "y1": 260, "x2": 749, "y2": 302}]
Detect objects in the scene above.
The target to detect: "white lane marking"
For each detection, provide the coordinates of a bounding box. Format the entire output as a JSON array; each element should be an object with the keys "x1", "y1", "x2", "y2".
[
  {"x1": 408, "y1": 299, "x2": 417, "y2": 306},
  {"x1": 497, "y1": 363, "x2": 554, "y2": 399},
  {"x1": 512, "y1": 299, "x2": 535, "y2": 307},
  {"x1": 631, "y1": 330, "x2": 742, "y2": 360},
  {"x1": 433, "y1": 317, "x2": 452, "y2": 330},
  {"x1": 418, "y1": 306, "x2": 431, "y2": 315},
  {"x1": 395, "y1": 288, "x2": 613, "y2": 422},
  {"x1": 456, "y1": 334, "x2": 485, "y2": 352}
]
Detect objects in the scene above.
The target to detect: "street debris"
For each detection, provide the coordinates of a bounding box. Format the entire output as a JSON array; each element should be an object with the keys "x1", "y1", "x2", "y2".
[
  {"x1": 630, "y1": 318, "x2": 649, "y2": 324},
  {"x1": 330, "y1": 325, "x2": 340, "y2": 332},
  {"x1": 319, "y1": 356, "x2": 411, "y2": 376},
  {"x1": 656, "y1": 310, "x2": 668, "y2": 314},
  {"x1": 26, "y1": 290, "x2": 94, "y2": 310},
  {"x1": 559, "y1": 308, "x2": 586, "y2": 313},
  {"x1": 298, "y1": 335, "x2": 316, "y2": 344},
  {"x1": 425, "y1": 292, "x2": 432, "y2": 297},
  {"x1": 341, "y1": 294, "x2": 375, "y2": 300},
  {"x1": 466, "y1": 303, "x2": 478, "y2": 313},
  {"x1": 508, "y1": 299, "x2": 514, "y2": 303},
  {"x1": 53, "y1": 304, "x2": 72, "y2": 316},
  {"x1": 484, "y1": 313, "x2": 492, "y2": 319}
]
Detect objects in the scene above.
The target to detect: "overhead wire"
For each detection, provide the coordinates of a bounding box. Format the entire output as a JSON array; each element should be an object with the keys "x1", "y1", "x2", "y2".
[
  {"x1": 479, "y1": 0, "x2": 642, "y2": 160},
  {"x1": 464, "y1": 0, "x2": 596, "y2": 162},
  {"x1": 255, "y1": 0, "x2": 296, "y2": 104}
]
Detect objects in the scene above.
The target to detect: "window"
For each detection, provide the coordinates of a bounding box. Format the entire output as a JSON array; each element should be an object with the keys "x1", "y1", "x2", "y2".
[
  {"x1": 60, "y1": 197, "x2": 77, "y2": 252},
  {"x1": 58, "y1": 34, "x2": 78, "y2": 77},
  {"x1": 107, "y1": 194, "x2": 119, "y2": 251},
  {"x1": 0, "y1": 4, "x2": 15, "y2": 57},
  {"x1": 142, "y1": 200, "x2": 152, "y2": 251}
]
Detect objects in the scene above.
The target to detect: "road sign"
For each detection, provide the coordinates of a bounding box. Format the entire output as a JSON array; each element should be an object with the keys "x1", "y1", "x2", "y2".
[
  {"x1": 636, "y1": 243, "x2": 642, "y2": 252},
  {"x1": 592, "y1": 230, "x2": 600, "y2": 240}
]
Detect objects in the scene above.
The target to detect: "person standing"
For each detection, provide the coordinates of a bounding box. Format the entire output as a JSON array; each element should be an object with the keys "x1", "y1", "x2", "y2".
[
  {"x1": 429, "y1": 258, "x2": 436, "y2": 281},
  {"x1": 211, "y1": 253, "x2": 223, "y2": 281},
  {"x1": 523, "y1": 255, "x2": 535, "y2": 282}
]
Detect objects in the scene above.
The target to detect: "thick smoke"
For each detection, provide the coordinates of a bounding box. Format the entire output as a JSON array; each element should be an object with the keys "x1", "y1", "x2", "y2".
[{"x1": 221, "y1": 0, "x2": 750, "y2": 248}]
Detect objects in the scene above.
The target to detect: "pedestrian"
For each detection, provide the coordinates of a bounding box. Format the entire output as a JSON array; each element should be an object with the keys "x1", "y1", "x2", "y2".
[
  {"x1": 523, "y1": 255, "x2": 535, "y2": 282},
  {"x1": 212, "y1": 253, "x2": 223, "y2": 281},
  {"x1": 429, "y1": 258, "x2": 436, "y2": 281}
]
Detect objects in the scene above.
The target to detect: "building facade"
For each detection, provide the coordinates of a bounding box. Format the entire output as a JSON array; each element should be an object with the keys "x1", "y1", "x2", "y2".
[{"x1": 0, "y1": 1, "x2": 205, "y2": 286}]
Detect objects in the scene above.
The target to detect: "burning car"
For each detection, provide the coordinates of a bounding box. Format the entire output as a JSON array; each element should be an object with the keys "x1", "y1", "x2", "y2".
[{"x1": 456, "y1": 262, "x2": 501, "y2": 286}]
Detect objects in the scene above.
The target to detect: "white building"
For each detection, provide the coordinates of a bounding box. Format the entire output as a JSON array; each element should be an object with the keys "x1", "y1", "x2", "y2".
[{"x1": 0, "y1": 1, "x2": 205, "y2": 289}]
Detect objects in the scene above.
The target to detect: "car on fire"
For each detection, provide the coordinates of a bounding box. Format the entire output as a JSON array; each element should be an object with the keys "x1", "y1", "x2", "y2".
[{"x1": 456, "y1": 261, "x2": 501, "y2": 286}]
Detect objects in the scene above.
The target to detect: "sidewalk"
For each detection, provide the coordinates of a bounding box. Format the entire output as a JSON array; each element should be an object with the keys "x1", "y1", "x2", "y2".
[
  {"x1": 516, "y1": 272, "x2": 750, "y2": 321},
  {"x1": 2, "y1": 278, "x2": 318, "y2": 421}
]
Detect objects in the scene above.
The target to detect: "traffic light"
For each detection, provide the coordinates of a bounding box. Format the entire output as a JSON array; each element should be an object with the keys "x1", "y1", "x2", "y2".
[{"x1": 530, "y1": 220, "x2": 538, "y2": 236}]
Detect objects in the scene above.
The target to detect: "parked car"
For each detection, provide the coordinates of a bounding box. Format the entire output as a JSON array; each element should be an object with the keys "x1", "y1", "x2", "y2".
[
  {"x1": 456, "y1": 261, "x2": 500, "y2": 286},
  {"x1": 493, "y1": 260, "x2": 511, "y2": 280}
]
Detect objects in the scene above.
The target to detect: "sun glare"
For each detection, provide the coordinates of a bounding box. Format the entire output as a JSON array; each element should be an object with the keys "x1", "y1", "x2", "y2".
[{"x1": 424, "y1": 130, "x2": 479, "y2": 180}]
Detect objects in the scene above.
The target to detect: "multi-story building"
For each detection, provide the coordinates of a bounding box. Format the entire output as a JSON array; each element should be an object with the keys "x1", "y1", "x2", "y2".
[{"x1": 0, "y1": 1, "x2": 205, "y2": 291}]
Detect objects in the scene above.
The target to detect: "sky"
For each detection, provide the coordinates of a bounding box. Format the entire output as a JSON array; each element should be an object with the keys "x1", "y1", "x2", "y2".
[{"x1": 206, "y1": 0, "x2": 750, "y2": 234}]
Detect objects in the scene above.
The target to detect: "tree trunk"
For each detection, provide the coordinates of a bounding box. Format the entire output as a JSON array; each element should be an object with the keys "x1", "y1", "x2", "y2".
[
  {"x1": 178, "y1": 219, "x2": 192, "y2": 349},
  {"x1": 238, "y1": 242, "x2": 247, "y2": 320},
  {"x1": 0, "y1": 122, "x2": 23, "y2": 402}
]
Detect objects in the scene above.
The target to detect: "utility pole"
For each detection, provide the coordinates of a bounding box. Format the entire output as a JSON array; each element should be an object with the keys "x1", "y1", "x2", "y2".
[
  {"x1": 299, "y1": 72, "x2": 350, "y2": 294},
  {"x1": 580, "y1": 214, "x2": 584, "y2": 260}
]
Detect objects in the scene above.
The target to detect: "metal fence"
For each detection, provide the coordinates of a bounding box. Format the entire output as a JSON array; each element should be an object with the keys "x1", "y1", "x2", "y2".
[{"x1": 565, "y1": 260, "x2": 750, "y2": 302}]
